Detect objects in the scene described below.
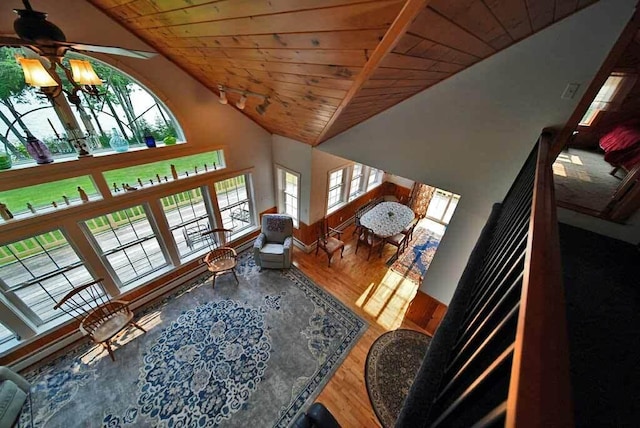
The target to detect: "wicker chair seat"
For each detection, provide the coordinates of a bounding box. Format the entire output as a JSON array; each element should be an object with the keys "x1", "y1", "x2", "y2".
[{"x1": 84, "y1": 307, "x2": 134, "y2": 343}]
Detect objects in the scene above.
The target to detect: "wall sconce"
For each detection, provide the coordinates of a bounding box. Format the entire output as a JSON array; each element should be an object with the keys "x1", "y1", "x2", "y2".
[
  {"x1": 236, "y1": 94, "x2": 247, "y2": 110},
  {"x1": 217, "y1": 85, "x2": 270, "y2": 115}
]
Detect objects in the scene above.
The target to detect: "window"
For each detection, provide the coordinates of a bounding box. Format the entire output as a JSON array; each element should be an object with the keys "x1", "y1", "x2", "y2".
[
  {"x1": 0, "y1": 322, "x2": 16, "y2": 345},
  {"x1": 84, "y1": 206, "x2": 168, "y2": 286},
  {"x1": 426, "y1": 189, "x2": 460, "y2": 225},
  {"x1": 0, "y1": 47, "x2": 184, "y2": 166},
  {"x1": 214, "y1": 174, "x2": 255, "y2": 237},
  {"x1": 349, "y1": 164, "x2": 364, "y2": 202},
  {"x1": 103, "y1": 150, "x2": 225, "y2": 195},
  {"x1": 276, "y1": 167, "x2": 300, "y2": 227},
  {"x1": 0, "y1": 176, "x2": 101, "y2": 221},
  {"x1": 161, "y1": 187, "x2": 214, "y2": 260},
  {"x1": 580, "y1": 73, "x2": 635, "y2": 126},
  {"x1": 367, "y1": 167, "x2": 383, "y2": 191},
  {"x1": 327, "y1": 163, "x2": 385, "y2": 213},
  {"x1": 0, "y1": 230, "x2": 95, "y2": 325},
  {"x1": 327, "y1": 169, "x2": 346, "y2": 210}
]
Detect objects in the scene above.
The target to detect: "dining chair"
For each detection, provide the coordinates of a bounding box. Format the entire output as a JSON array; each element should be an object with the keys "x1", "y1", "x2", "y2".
[
  {"x1": 353, "y1": 201, "x2": 373, "y2": 236},
  {"x1": 401, "y1": 217, "x2": 419, "y2": 242},
  {"x1": 355, "y1": 227, "x2": 384, "y2": 260},
  {"x1": 384, "y1": 232, "x2": 408, "y2": 260},
  {"x1": 53, "y1": 278, "x2": 146, "y2": 361},
  {"x1": 316, "y1": 217, "x2": 345, "y2": 267},
  {"x1": 203, "y1": 247, "x2": 239, "y2": 288}
]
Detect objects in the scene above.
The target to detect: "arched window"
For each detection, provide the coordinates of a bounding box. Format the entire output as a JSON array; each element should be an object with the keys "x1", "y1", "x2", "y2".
[{"x1": 0, "y1": 47, "x2": 184, "y2": 165}]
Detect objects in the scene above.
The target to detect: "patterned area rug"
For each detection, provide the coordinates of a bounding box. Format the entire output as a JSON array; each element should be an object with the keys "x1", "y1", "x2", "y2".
[
  {"x1": 18, "y1": 253, "x2": 366, "y2": 427},
  {"x1": 365, "y1": 329, "x2": 431, "y2": 428},
  {"x1": 388, "y1": 227, "x2": 441, "y2": 283}
]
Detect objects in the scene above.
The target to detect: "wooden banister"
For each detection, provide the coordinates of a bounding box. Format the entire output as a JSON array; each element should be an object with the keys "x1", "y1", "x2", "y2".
[{"x1": 507, "y1": 133, "x2": 573, "y2": 427}]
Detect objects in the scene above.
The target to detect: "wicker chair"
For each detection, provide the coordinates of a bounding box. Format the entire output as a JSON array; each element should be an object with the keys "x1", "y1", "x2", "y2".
[
  {"x1": 355, "y1": 227, "x2": 384, "y2": 260},
  {"x1": 316, "y1": 217, "x2": 345, "y2": 267},
  {"x1": 53, "y1": 279, "x2": 145, "y2": 361},
  {"x1": 203, "y1": 247, "x2": 239, "y2": 288}
]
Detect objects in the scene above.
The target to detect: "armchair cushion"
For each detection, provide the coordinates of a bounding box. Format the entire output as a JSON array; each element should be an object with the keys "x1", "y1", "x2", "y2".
[{"x1": 0, "y1": 366, "x2": 30, "y2": 428}]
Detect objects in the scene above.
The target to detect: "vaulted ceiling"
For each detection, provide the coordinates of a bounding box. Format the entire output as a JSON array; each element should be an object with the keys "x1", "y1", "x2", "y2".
[{"x1": 88, "y1": 0, "x2": 599, "y2": 145}]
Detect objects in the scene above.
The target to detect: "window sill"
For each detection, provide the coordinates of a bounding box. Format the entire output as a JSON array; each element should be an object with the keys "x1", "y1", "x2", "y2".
[
  {"x1": 119, "y1": 264, "x2": 175, "y2": 294},
  {"x1": 327, "y1": 202, "x2": 347, "y2": 216}
]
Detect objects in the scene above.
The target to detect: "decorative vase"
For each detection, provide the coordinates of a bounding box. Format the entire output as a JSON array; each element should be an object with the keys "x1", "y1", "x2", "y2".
[
  {"x1": 0, "y1": 153, "x2": 11, "y2": 170},
  {"x1": 144, "y1": 133, "x2": 156, "y2": 148},
  {"x1": 26, "y1": 135, "x2": 54, "y2": 164},
  {"x1": 109, "y1": 128, "x2": 129, "y2": 153}
]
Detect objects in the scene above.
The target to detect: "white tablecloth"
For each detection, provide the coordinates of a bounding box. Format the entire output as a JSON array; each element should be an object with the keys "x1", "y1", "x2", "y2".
[{"x1": 360, "y1": 202, "x2": 415, "y2": 238}]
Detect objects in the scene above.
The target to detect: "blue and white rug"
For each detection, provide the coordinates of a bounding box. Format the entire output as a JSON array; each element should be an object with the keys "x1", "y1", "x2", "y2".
[{"x1": 19, "y1": 253, "x2": 366, "y2": 427}]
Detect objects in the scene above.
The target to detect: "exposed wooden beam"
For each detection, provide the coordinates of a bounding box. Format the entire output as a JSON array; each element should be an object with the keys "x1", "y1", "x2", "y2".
[{"x1": 314, "y1": 0, "x2": 432, "y2": 145}]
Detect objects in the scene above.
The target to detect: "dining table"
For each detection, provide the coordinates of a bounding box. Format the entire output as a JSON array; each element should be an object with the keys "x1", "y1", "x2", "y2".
[{"x1": 360, "y1": 201, "x2": 415, "y2": 238}]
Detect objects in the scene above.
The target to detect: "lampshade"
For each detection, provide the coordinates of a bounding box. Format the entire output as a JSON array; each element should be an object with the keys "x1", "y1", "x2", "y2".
[
  {"x1": 69, "y1": 60, "x2": 103, "y2": 86},
  {"x1": 17, "y1": 57, "x2": 58, "y2": 87},
  {"x1": 236, "y1": 94, "x2": 247, "y2": 110}
]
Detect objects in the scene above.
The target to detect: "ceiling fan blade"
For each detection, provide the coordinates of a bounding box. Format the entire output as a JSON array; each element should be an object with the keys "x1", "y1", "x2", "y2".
[
  {"x1": 65, "y1": 42, "x2": 156, "y2": 59},
  {"x1": 0, "y1": 36, "x2": 29, "y2": 47}
]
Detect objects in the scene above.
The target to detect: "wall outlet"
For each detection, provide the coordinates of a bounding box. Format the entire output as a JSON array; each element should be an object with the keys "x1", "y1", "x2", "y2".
[
  {"x1": 561, "y1": 83, "x2": 581, "y2": 100},
  {"x1": 339, "y1": 216, "x2": 343, "y2": 221}
]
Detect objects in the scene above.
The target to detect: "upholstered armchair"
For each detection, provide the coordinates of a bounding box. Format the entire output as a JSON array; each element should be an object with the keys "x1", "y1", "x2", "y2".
[{"x1": 253, "y1": 214, "x2": 294, "y2": 270}]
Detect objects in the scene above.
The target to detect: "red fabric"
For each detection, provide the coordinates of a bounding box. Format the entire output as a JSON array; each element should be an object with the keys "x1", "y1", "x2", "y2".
[{"x1": 599, "y1": 123, "x2": 640, "y2": 169}]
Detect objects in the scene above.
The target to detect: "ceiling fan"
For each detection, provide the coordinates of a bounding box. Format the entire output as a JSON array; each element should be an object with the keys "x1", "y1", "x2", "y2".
[{"x1": 0, "y1": 0, "x2": 156, "y2": 101}]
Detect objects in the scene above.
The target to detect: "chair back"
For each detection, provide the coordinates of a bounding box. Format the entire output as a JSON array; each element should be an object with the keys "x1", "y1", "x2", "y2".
[
  {"x1": 261, "y1": 214, "x2": 293, "y2": 244},
  {"x1": 359, "y1": 227, "x2": 377, "y2": 244},
  {"x1": 201, "y1": 228, "x2": 232, "y2": 249},
  {"x1": 53, "y1": 279, "x2": 127, "y2": 336}
]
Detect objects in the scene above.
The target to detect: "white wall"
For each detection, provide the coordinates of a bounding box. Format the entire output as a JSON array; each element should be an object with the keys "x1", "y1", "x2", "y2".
[
  {"x1": 319, "y1": 0, "x2": 636, "y2": 304},
  {"x1": 0, "y1": 0, "x2": 275, "y2": 213},
  {"x1": 272, "y1": 135, "x2": 313, "y2": 224},
  {"x1": 385, "y1": 173, "x2": 415, "y2": 189}
]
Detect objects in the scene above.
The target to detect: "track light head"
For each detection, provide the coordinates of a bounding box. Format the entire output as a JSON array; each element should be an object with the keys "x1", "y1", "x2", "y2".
[
  {"x1": 236, "y1": 93, "x2": 247, "y2": 110},
  {"x1": 218, "y1": 85, "x2": 228, "y2": 105},
  {"x1": 256, "y1": 97, "x2": 271, "y2": 116}
]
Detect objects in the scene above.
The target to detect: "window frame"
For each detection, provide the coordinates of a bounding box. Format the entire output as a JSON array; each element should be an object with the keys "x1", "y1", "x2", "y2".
[
  {"x1": 327, "y1": 166, "x2": 348, "y2": 213},
  {"x1": 425, "y1": 189, "x2": 460, "y2": 225},
  {"x1": 81, "y1": 203, "x2": 170, "y2": 289},
  {"x1": 579, "y1": 72, "x2": 637, "y2": 127},
  {"x1": 0, "y1": 228, "x2": 97, "y2": 326},
  {"x1": 213, "y1": 173, "x2": 257, "y2": 241},
  {"x1": 327, "y1": 163, "x2": 385, "y2": 214},
  {"x1": 159, "y1": 186, "x2": 217, "y2": 262},
  {"x1": 275, "y1": 165, "x2": 301, "y2": 228}
]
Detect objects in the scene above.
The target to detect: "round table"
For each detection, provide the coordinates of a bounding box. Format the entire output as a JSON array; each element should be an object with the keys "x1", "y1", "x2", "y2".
[{"x1": 360, "y1": 202, "x2": 415, "y2": 238}]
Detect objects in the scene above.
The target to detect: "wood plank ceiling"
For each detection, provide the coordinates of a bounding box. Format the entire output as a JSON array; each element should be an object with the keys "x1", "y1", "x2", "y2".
[{"x1": 88, "y1": 0, "x2": 599, "y2": 145}]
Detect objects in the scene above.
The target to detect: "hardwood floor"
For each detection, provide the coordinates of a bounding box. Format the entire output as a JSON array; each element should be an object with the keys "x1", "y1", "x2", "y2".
[{"x1": 293, "y1": 224, "x2": 437, "y2": 427}]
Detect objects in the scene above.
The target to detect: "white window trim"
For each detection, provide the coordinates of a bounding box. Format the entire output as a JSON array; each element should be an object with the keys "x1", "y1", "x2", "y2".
[
  {"x1": 81, "y1": 203, "x2": 171, "y2": 289},
  {"x1": 326, "y1": 165, "x2": 349, "y2": 214},
  {"x1": 327, "y1": 163, "x2": 385, "y2": 214},
  {"x1": 275, "y1": 165, "x2": 301, "y2": 228}
]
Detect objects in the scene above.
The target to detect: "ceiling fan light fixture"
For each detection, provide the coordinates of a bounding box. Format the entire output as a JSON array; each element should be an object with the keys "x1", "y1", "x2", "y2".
[
  {"x1": 17, "y1": 56, "x2": 58, "y2": 87},
  {"x1": 236, "y1": 94, "x2": 247, "y2": 110},
  {"x1": 69, "y1": 59, "x2": 102, "y2": 86},
  {"x1": 218, "y1": 85, "x2": 228, "y2": 105}
]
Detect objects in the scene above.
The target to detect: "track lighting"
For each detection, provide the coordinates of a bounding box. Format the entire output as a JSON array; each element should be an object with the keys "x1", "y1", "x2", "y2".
[
  {"x1": 216, "y1": 85, "x2": 269, "y2": 114},
  {"x1": 256, "y1": 98, "x2": 271, "y2": 116},
  {"x1": 236, "y1": 93, "x2": 247, "y2": 110}
]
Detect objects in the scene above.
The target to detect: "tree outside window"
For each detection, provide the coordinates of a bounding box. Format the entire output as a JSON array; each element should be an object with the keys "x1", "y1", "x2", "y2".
[{"x1": 0, "y1": 47, "x2": 183, "y2": 164}]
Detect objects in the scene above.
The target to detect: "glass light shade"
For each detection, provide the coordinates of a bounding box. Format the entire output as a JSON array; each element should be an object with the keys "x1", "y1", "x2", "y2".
[
  {"x1": 69, "y1": 60, "x2": 103, "y2": 86},
  {"x1": 236, "y1": 94, "x2": 247, "y2": 110},
  {"x1": 17, "y1": 57, "x2": 58, "y2": 87},
  {"x1": 219, "y1": 89, "x2": 228, "y2": 105}
]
